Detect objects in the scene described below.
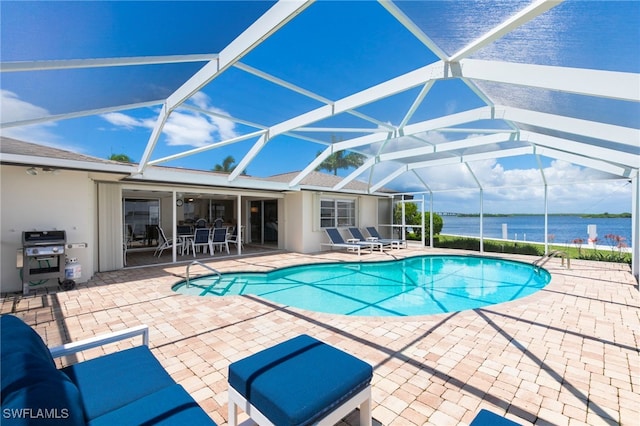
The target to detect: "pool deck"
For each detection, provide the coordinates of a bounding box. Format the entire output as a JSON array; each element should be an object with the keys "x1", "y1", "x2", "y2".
[{"x1": 2, "y1": 247, "x2": 638, "y2": 425}]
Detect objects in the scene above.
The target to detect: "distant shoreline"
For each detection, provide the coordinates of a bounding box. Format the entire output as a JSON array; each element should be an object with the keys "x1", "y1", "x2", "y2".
[{"x1": 453, "y1": 213, "x2": 631, "y2": 218}]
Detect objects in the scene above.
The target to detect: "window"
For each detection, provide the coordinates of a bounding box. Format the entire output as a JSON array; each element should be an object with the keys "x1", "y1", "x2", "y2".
[{"x1": 320, "y1": 198, "x2": 356, "y2": 228}]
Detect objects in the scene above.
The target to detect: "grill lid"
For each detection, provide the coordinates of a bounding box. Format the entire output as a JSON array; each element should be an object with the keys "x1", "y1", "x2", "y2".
[{"x1": 22, "y1": 230, "x2": 67, "y2": 246}]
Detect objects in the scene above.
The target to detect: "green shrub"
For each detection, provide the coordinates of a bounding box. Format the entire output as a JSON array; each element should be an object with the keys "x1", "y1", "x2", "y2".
[{"x1": 435, "y1": 235, "x2": 630, "y2": 264}]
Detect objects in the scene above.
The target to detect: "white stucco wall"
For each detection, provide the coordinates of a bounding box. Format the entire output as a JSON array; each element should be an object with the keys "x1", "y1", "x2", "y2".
[
  {"x1": 1, "y1": 165, "x2": 96, "y2": 293},
  {"x1": 282, "y1": 191, "x2": 386, "y2": 254}
]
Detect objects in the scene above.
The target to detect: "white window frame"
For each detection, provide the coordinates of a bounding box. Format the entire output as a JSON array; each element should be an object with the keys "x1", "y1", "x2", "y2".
[{"x1": 319, "y1": 197, "x2": 356, "y2": 228}]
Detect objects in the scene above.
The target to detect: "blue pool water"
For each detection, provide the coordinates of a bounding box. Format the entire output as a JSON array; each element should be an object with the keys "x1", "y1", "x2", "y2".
[{"x1": 172, "y1": 256, "x2": 550, "y2": 316}]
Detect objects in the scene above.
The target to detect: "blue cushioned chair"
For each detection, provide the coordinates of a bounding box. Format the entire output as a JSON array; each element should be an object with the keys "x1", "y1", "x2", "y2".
[
  {"x1": 321, "y1": 228, "x2": 374, "y2": 256},
  {"x1": 365, "y1": 226, "x2": 406, "y2": 249},
  {"x1": 228, "y1": 334, "x2": 373, "y2": 426},
  {"x1": 1, "y1": 315, "x2": 216, "y2": 426}
]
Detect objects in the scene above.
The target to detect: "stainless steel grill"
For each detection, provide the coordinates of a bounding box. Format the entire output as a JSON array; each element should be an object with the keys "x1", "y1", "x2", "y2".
[{"x1": 21, "y1": 230, "x2": 74, "y2": 294}]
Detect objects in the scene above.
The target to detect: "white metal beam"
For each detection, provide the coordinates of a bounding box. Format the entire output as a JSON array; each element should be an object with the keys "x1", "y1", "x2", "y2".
[
  {"x1": 400, "y1": 81, "x2": 434, "y2": 128},
  {"x1": 296, "y1": 127, "x2": 385, "y2": 133},
  {"x1": 139, "y1": 1, "x2": 314, "y2": 172},
  {"x1": 235, "y1": 62, "x2": 396, "y2": 131},
  {"x1": 147, "y1": 130, "x2": 267, "y2": 166},
  {"x1": 533, "y1": 145, "x2": 635, "y2": 177},
  {"x1": 166, "y1": 1, "x2": 313, "y2": 112},
  {"x1": 137, "y1": 103, "x2": 170, "y2": 173},
  {"x1": 180, "y1": 105, "x2": 267, "y2": 130},
  {"x1": 461, "y1": 59, "x2": 640, "y2": 102},
  {"x1": 407, "y1": 146, "x2": 533, "y2": 170},
  {"x1": 270, "y1": 61, "x2": 448, "y2": 137},
  {"x1": 498, "y1": 106, "x2": 639, "y2": 147},
  {"x1": 369, "y1": 164, "x2": 408, "y2": 193},
  {"x1": 0, "y1": 100, "x2": 162, "y2": 128},
  {"x1": 378, "y1": 132, "x2": 514, "y2": 162},
  {"x1": 401, "y1": 106, "x2": 494, "y2": 137},
  {"x1": 378, "y1": 1, "x2": 449, "y2": 60},
  {"x1": 289, "y1": 145, "x2": 334, "y2": 187},
  {"x1": 449, "y1": 0, "x2": 563, "y2": 61},
  {"x1": 289, "y1": 107, "x2": 502, "y2": 188},
  {"x1": 234, "y1": 61, "x2": 332, "y2": 104},
  {"x1": 0, "y1": 54, "x2": 217, "y2": 72},
  {"x1": 333, "y1": 157, "x2": 377, "y2": 191},
  {"x1": 631, "y1": 174, "x2": 639, "y2": 279},
  {"x1": 228, "y1": 133, "x2": 269, "y2": 181},
  {"x1": 520, "y1": 131, "x2": 638, "y2": 167}
]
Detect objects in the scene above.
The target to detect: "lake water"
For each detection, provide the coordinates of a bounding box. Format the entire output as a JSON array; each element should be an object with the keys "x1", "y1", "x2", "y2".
[{"x1": 440, "y1": 215, "x2": 632, "y2": 247}]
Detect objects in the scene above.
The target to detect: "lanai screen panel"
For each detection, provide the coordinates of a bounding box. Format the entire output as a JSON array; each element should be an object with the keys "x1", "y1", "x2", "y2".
[{"x1": 0, "y1": 1, "x2": 274, "y2": 121}]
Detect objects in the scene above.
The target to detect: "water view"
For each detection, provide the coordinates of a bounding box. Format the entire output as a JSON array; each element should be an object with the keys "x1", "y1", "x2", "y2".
[{"x1": 440, "y1": 215, "x2": 632, "y2": 247}]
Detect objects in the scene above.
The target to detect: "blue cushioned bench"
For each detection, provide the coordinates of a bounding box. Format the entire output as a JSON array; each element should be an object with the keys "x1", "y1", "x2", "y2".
[
  {"x1": 228, "y1": 334, "x2": 373, "y2": 426},
  {"x1": 0, "y1": 314, "x2": 216, "y2": 426}
]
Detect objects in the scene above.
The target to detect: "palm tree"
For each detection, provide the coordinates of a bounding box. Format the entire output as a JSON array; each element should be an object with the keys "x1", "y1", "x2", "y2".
[
  {"x1": 315, "y1": 135, "x2": 366, "y2": 175},
  {"x1": 315, "y1": 150, "x2": 366, "y2": 175},
  {"x1": 212, "y1": 155, "x2": 247, "y2": 174}
]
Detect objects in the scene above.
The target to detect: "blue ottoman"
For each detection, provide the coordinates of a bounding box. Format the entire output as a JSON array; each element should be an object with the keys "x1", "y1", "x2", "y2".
[
  {"x1": 228, "y1": 334, "x2": 372, "y2": 426},
  {"x1": 470, "y1": 409, "x2": 522, "y2": 426}
]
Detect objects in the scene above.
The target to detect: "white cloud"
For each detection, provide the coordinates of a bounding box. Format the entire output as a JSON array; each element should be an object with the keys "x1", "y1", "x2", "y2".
[
  {"x1": 99, "y1": 91, "x2": 239, "y2": 147},
  {"x1": 0, "y1": 90, "x2": 76, "y2": 149},
  {"x1": 0, "y1": 90, "x2": 50, "y2": 123},
  {"x1": 101, "y1": 112, "x2": 149, "y2": 129},
  {"x1": 364, "y1": 131, "x2": 631, "y2": 213},
  {"x1": 163, "y1": 111, "x2": 218, "y2": 147}
]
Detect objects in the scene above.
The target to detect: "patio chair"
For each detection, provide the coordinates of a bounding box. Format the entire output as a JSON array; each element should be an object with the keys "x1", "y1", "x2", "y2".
[
  {"x1": 190, "y1": 227, "x2": 213, "y2": 257},
  {"x1": 211, "y1": 227, "x2": 230, "y2": 254},
  {"x1": 228, "y1": 334, "x2": 372, "y2": 426},
  {"x1": 365, "y1": 226, "x2": 406, "y2": 249},
  {"x1": 153, "y1": 226, "x2": 178, "y2": 257},
  {"x1": 226, "y1": 225, "x2": 244, "y2": 249},
  {"x1": 322, "y1": 228, "x2": 370, "y2": 255},
  {"x1": 347, "y1": 227, "x2": 386, "y2": 251}
]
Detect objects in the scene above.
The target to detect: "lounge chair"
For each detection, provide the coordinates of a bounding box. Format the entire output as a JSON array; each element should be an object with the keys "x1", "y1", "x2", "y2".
[
  {"x1": 322, "y1": 228, "x2": 372, "y2": 255},
  {"x1": 365, "y1": 226, "x2": 406, "y2": 249},
  {"x1": 153, "y1": 226, "x2": 180, "y2": 257},
  {"x1": 347, "y1": 227, "x2": 386, "y2": 251},
  {"x1": 226, "y1": 225, "x2": 244, "y2": 249}
]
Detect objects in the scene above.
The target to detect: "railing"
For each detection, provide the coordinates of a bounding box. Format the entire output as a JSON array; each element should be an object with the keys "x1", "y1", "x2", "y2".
[
  {"x1": 186, "y1": 261, "x2": 221, "y2": 288},
  {"x1": 533, "y1": 250, "x2": 570, "y2": 272}
]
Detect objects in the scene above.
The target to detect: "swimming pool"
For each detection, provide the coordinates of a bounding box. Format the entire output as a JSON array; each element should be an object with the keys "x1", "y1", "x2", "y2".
[{"x1": 172, "y1": 255, "x2": 550, "y2": 316}]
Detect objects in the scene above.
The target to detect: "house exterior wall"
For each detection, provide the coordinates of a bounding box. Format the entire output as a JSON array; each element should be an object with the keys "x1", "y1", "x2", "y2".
[
  {"x1": 282, "y1": 191, "x2": 307, "y2": 253},
  {"x1": 0, "y1": 162, "x2": 394, "y2": 292},
  {"x1": 282, "y1": 191, "x2": 388, "y2": 254},
  {"x1": 0, "y1": 165, "x2": 96, "y2": 293}
]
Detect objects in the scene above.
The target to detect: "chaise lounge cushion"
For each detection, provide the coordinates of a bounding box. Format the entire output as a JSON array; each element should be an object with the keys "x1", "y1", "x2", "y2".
[
  {"x1": 0, "y1": 315, "x2": 85, "y2": 426},
  {"x1": 228, "y1": 334, "x2": 372, "y2": 426},
  {"x1": 87, "y1": 384, "x2": 215, "y2": 426},
  {"x1": 61, "y1": 346, "x2": 177, "y2": 421}
]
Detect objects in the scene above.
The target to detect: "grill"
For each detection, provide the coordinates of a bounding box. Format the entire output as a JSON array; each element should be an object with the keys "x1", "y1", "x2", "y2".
[{"x1": 21, "y1": 230, "x2": 74, "y2": 294}]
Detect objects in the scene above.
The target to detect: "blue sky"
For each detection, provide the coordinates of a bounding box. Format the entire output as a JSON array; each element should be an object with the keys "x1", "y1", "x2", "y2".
[{"x1": 1, "y1": 1, "x2": 638, "y2": 213}]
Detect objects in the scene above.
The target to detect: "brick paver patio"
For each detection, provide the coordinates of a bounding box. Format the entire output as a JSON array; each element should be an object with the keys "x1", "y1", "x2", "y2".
[{"x1": 2, "y1": 248, "x2": 638, "y2": 425}]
